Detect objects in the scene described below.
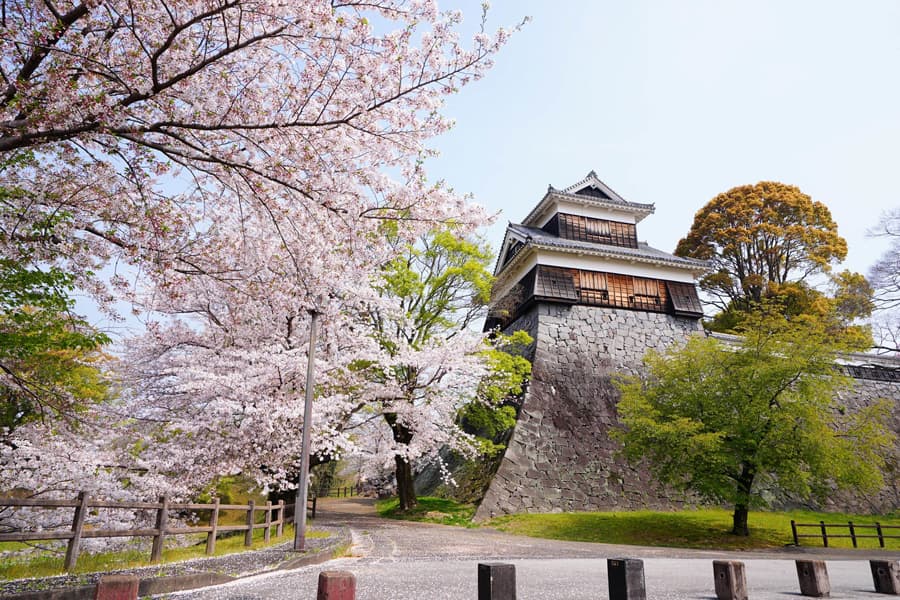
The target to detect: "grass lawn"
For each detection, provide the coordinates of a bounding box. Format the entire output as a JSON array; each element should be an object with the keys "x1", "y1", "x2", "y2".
[
  {"x1": 0, "y1": 526, "x2": 330, "y2": 581},
  {"x1": 376, "y1": 496, "x2": 477, "y2": 527},
  {"x1": 489, "y1": 508, "x2": 900, "y2": 551},
  {"x1": 377, "y1": 496, "x2": 900, "y2": 551}
]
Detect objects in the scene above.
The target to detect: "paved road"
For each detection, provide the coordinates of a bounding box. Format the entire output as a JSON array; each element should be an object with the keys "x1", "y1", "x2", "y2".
[{"x1": 167, "y1": 498, "x2": 900, "y2": 599}]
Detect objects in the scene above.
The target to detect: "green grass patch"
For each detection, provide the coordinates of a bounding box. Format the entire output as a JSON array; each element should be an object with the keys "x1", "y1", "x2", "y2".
[
  {"x1": 488, "y1": 508, "x2": 900, "y2": 551},
  {"x1": 0, "y1": 526, "x2": 330, "y2": 581},
  {"x1": 376, "y1": 496, "x2": 477, "y2": 527}
]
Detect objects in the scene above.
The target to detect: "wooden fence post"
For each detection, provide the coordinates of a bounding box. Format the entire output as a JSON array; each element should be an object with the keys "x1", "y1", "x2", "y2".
[
  {"x1": 791, "y1": 520, "x2": 799, "y2": 545},
  {"x1": 264, "y1": 501, "x2": 272, "y2": 543},
  {"x1": 819, "y1": 521, "x2": 828, "y2": 547},
  {"x1": 849, "y1": 521, "x2": 857, "y2": 548},
  {"x1": 478, "y1": 563, "x2": 516, "y2": 600},
  {"x1": 150, "y1": 495, "x2": 169, "y2": 562},
  {"x1": 206, "y1": 498, "x2": 220, "y2": 555},
  {"x1": 277, "y1": 500, "x2": 285, "y2": 537},
  {"x1": 64, "y1": 491, "x2": 89, "y2": 571},
  {"x1": 245, "y1": 500, "x2": 255, "y2": 547},
  {"x1": 876, "y1": 522, "x2": 885, "y2": 548}
]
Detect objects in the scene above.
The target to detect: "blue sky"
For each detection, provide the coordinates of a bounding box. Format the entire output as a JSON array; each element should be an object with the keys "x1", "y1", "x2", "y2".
[{"x1": 429, "y1": 0, "x2": 900, "y2": 277}]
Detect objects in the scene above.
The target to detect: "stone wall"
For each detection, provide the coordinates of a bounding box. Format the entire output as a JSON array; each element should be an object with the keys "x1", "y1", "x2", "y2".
[{"x1": 474, "y1": 302, "x2": 900, "y2": 520}]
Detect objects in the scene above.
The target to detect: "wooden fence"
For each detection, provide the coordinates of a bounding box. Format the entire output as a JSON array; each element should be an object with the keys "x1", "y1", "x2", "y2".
[
  {"x1": 317, "y1": 484, "x2": 362, "y2": 498},
  {"x1": 791, "y1": 519, "x2": 900, "y2": 548},
  {"x1": 0, "y1": 493, "x2": 315, "y2": 571}
]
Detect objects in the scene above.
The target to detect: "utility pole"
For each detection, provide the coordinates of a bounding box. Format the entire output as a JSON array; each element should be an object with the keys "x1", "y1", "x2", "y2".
[{"x1": 293, "y1": 309, "x2": 319, "y2": 551}]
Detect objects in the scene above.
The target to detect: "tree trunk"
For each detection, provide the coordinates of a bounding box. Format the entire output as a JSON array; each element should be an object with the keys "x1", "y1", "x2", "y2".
[
  {"x1": 731, "y1": 464, "x2": 755, "y2": 536},
  {"x1": 732, "y1": 503, "x2": 749, "y2": 537},
  {"x1": 384, "y1": 412, "x2": 418, "y2": 511},
  {"x1": 394, "y1": 454, "x2": 417, "y2": 511}
]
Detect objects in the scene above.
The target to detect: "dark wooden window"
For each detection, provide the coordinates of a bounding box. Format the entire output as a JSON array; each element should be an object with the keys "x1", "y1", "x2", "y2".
[
  {"x1": 541, "y1": 214, "x2": 560, "y2": 236},
  {"x1": 576, "y1": 271, "x2": 609, "y2": 304},
  {"x1": 630, "y1": 276, "x2": 665, "y2": 310},
  {"x1": 535, "y1": 266, "x2": 578, "y2": 301},
  {"x1": 557, "y1": 214, "x2": 638, "y2": 249},
  {"x1": 665, "y1": 281, "x2": 704, "y2": 317},
  {"x1": 492, "y1": 267, "x2": 703, "y2": 329}
]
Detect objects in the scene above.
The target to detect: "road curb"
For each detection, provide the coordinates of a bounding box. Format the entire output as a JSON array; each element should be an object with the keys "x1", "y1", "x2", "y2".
[{"x1": 0, "y1": 527, "x2": 351, "y2": 600}]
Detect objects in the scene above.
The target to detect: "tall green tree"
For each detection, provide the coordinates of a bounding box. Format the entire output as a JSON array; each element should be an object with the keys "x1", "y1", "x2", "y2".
[
  {"x1": 614, "y1": 309, "x2": 894, "y2": 536},
  {"x1": 0, "y1": 260, "x2": 110, "y2": 435}
]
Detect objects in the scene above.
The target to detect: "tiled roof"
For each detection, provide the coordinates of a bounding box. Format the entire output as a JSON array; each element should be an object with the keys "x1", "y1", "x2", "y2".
[
  {"x1": 506, "y1": 223, "x2": 710, "y2": 272},
  {"x1": 522, "y1": 171, "x2": 654, "y2": 226}
]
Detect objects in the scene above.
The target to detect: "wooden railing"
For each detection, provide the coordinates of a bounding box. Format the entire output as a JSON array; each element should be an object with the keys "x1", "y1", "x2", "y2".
[
  {"x1": 0, "y1": 493, "x2": 315, "y2": 570},
  {"x1": 317, "y1": 484, "x2": 362, "y2": 498},
  {"x1": 791, "y1": 519, "x2": 900, "y2": 548}
]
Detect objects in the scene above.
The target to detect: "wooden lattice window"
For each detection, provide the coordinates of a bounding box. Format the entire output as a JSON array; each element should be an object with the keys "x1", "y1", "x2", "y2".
[
  {"x1": 557, "y1": 214, "x2": 638, "y2": 248},
  {"x1": 535, "y1": 266, "x2": 578, "y2": 302},
  {"x1": 630, "y1": 277, "x2": 664, "y2": 310},
  {"x1": 665, "y1": 281, "x2": 704, "y2": 317},
  {"x1": 577, "y1": 271, "x2": 609, "y2": 304}
]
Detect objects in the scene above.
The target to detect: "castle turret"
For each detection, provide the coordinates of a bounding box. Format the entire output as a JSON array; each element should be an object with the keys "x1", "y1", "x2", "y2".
[
  {"x1": 487, "y1": 171, "x2": 708, "y2": 332},
  {"x1": 477, "y1": 172, "x2": 710, "y2": 519}
]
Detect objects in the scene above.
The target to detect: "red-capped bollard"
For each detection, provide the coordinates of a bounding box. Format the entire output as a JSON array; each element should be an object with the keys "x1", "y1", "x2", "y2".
[
  {"x1": 608, "y1": 558, "x2": 646, "y2": 600},
  {"x1": 713, "y1": 560, "x2": 748, "y2": 600},
  {"x1": 317, "y1": 570, "x2": 356, "y2": 600},
  {"x1": 478, "y1": 562, "x2": 516, "y2": 600},
  {"x1": 870, "y1": 560, "x2": 900, "y2": 595},
  {"x1": 95, "y1": 575, "x2": 139, "y2": 600},
  {"x1": 796, "y1": 560, "x2": 830, "y2": 597}
]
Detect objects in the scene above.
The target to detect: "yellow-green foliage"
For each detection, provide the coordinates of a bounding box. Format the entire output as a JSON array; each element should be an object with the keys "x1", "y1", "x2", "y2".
[{"x1": 614, "y1": 309, "x2": 895, "y2": 533}]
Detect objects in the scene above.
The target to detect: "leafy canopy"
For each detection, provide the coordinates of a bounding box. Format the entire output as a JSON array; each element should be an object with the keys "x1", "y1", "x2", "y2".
[
  {"x1": 0, "y1": 259, "x2": 110, "y2": 432},
  {"x1": 676, "y1": 181, "x2": 847, "y2": 311},
  {"x1": 614, "y1": 308, "x2": 894, "y2": 535},
  {"x1": 706, "y1": 271, "x2": 874, "y2": 350}
]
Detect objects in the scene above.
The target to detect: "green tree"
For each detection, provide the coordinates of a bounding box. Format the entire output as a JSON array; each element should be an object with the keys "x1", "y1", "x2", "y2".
[
  {"x1": 1, "y1": 175, "x2": 110, "y2": 435},
  {"x1": 365, "y1": 228, "x2": 530, "y2": 511},
  {"x1": 614, "y1": 309, "x2": 894, "y2": 536},
  {"x1": 0, "y1": 260, "x2": 110, "y2": 434},
  {"x1": 706, "y1": 271, "x2": 874, "y2": 349},
  {"x1": 676, "y1": 182, "x2": 848, "y2": 312}
]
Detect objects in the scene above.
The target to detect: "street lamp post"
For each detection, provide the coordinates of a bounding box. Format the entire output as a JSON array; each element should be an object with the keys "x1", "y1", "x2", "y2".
[{"x1": 293, "y1": 309, "x2": 319, "y2": 551}]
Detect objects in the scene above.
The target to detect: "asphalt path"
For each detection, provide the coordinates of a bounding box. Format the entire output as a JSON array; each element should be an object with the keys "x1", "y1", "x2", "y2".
[{"x1": 166, "y1": 498, "x2": 900, "y2": 600}]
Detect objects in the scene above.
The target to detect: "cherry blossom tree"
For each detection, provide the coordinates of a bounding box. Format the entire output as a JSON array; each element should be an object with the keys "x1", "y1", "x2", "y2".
[
  {"x1": 1, "y1": 0, "x2": 518, "y2": 306},
  {"x1": 1, "y1": 0, "x2": 523, "y2": 526}
]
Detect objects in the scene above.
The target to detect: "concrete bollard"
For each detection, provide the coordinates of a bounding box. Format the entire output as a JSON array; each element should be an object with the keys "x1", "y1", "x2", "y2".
[
  {"x1": 795, "y1": 560, "x2": 830, "y2": 597},
  {"x1": 317, "y1": 570, "x2": 356, "y2": 600},
  {"x1": 713, "y1": 560, "x2": 748, "y2": 600},
  {"x1": 870, "y1": 560, "x2": 900, "y2": 595},
  {"x1": 608, "y1": 558, "x2": 646, "y2": 600},
  {"x1": 94, "y1": 575, "x2": 139, "y2": 600},
  {"x1": 478, "y1": 562, "x2": 516, "y2": 600}
]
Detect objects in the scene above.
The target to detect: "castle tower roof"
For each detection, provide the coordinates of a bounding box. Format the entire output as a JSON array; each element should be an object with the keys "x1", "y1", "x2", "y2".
[{"x1": 488, "y1": 171, "x2": 710, "y2": 329}]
